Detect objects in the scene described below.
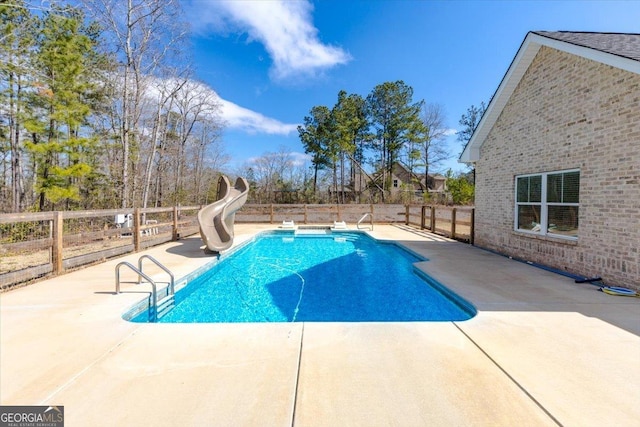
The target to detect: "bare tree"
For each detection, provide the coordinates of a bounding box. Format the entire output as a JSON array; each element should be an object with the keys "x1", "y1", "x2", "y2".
[
  {"x1": 82, "y1": 0, "x2": 188, "y2": 208},
  {"x1": 242, "y1": 147, "x2": 296, "y2": 203},
  {"x1": 192, "y1": 120, "x2": 227, "y2": 204},
  {"x1": 136, "y1": 78, "x2": 225, "y2": 207},
  {"x1": 139, "y1": 74, "x2": 184, "y2": 209},
  {"x1": 417, "y1": 103, "x2": 450, "y2": 189},
  {"x1": 0, "y1": 1, "x2": 35, "y2": 212},
  {"x1": 168, "y1": 80, "x2": 220, "y2": 205}
]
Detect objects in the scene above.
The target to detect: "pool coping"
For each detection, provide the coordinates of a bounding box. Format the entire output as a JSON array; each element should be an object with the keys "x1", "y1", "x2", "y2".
[
  {"x1": 1, "y1": 224, "x2": 639, "y2": 426},
  {"x1": 124, "y1": 229, "x2": 477, "y2": 323}
]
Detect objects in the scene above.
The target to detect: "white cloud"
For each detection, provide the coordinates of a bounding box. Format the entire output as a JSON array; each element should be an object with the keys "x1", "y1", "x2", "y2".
[
  {"x1": 443, "y1": 128, "x2": 458, "y2": 136},
  {"x1": 145, "y1": 76, "x2": 297, "y2": 136},
  {"x1": 219, "y1": 98, "x2": 298, "y2": 135},
  {"x1": 189, "y1": 0, "x2": 351, "y2": 81},
  {"x1": 290, "y1": 151, "x2": 312, "y2": 166},
  {"x1": 247, "y1": 151, "x2": 311, "y2": 167}
]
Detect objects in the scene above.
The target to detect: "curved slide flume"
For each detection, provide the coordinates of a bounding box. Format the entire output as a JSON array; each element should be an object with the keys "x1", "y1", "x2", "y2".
[{"x1": 197, "y1": 176, "x2": 249, "y2": 253}]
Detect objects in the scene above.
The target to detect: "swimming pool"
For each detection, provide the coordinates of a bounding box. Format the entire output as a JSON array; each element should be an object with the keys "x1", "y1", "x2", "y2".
[{"x1": 129, "y1": 231, "x2": 476, "y2": 323}]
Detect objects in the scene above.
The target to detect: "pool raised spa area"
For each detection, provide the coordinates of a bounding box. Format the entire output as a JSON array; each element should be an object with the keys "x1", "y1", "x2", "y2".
[{"x1": 128, "y1": 230, "x2": 476, "y2": 323}]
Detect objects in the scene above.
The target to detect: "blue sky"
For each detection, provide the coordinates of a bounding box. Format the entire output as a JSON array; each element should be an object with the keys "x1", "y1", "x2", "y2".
[{"x1": 183, "y1": 0, "x2": 640, "y2": 174}]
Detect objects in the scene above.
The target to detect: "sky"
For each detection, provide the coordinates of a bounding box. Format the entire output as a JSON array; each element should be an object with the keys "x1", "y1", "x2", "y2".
[{"x1": 182, "y1": 0, "x2": 640, "y2": 174}]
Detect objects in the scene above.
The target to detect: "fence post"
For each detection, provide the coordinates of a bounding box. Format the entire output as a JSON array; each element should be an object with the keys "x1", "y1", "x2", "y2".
[
  {"x1": 133, "y1": 208, "x2": 141, "y2": 251},
  {"x1": 405, "y1": 205, "x2": 410, "y2": 225},
  {"x1": 420, "y1": 205, "x2": 426, "y2": 229},
  {"x1": 52, "y1": 211, "x2": 63, "y2": 275},
  {"x1": 430, "y1": 206, "x2": 436, "y2": 231},
  {"x1": 337, "y1": 203, "x2": 341, "y2": 222},
  {"x1": 470, "y1": 208, "x2": 475, "y2": 245},
  {"x1": 172, "y1": 206, "x2": 179, "y2": 241},
  {"x1": 451, "y1": 207, "x2": 457, "y2": 239},
  {"x1": 304, "y1": 204, "x2": 308, "y2": 224},
  {"x1": 370, "y1": 203, "x2": 374, "y2": 224},
  {"x1": 270, "y1": 204, "x2": 274, "y2": 224}
]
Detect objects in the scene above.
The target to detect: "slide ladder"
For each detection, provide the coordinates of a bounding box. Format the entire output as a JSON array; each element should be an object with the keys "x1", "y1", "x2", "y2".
[{"x1": 115, "y1": 256, "x2": 175, "y2": 321}]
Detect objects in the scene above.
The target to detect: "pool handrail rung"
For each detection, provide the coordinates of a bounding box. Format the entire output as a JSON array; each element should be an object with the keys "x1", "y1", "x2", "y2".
[
  {"x1": 115, "y1": 261, "x2": 159, "y2": 322},
  {"x1": 138, "y1": 255, "x2": 175, "y2": 296},
  {"x1": 357, "y1": 212, "x2": 373, "y2": 230}
]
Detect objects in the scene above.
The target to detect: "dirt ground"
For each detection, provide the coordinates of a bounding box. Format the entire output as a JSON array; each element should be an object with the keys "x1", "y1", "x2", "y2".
[{"x1": 0, "y1": 239, "x2": 135, "y2": 274}]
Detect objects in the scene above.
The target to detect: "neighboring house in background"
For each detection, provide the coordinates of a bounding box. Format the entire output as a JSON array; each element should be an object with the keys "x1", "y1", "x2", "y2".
[
  {"x1": 331, "y1": 161, "x2": 447, "y2": 202},
  {"x1": 460, "y1": 31, "x2": 640, "y2": 289},
  {"x1": 374, "y1": 162, "x2": 447, "y2": 201},
  {"x1": 385, "y1": 162, "x2": 447, "y2": 198}
]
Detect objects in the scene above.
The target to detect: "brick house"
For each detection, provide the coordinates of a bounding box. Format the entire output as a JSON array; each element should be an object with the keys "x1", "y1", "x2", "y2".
[
  {"x1": 333, "y1": 161, "x2": 447, "y2": 202},
  {"x1": 386, "y1": 162, "x2": 446, "y2": 195},
  {"x1": 460, "y1": 31, "x2": 640, "y2": 289}
]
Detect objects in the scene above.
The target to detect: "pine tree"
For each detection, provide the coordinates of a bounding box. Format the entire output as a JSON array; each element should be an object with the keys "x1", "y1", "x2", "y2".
[
  {"x1": 332, "y1": 90, "x2": 369, "y2": 202},
  {"x1": 366, "y1": 81, "x2": 426, "y2": 199},
  {"x1": 23, "y1": 6, "x2": 102, "y2": 210},
  {"x1": 298, "y1": 105, "x2": 334, "y2": 198},
  {"x1": 457, "y1": 102, "x2": 486, "y2": 146}
]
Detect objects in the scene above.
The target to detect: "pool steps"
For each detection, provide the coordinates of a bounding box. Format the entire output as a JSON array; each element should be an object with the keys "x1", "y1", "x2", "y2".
[{"x1": 156, "y1": 294, "x2": 176, "y2": 319}]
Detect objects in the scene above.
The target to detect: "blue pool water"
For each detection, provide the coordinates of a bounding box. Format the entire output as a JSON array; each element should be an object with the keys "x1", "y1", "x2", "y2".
[{"x1": 130, "y1": 231, "x2": 476, "y2": 323}]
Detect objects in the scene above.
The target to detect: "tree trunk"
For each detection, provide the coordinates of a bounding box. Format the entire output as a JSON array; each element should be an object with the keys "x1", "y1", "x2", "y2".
[
  {"x1": 9, "y1": 74, "x2": 25, "y2": 212},
  {"x1": 120, "y1": 7, "x2": 131, "y2": 209}
]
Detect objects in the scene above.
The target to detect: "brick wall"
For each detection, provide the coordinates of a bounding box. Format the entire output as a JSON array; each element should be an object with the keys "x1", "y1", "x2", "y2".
[{"x1": 475, "y1": 46, "x2": 640, "y2": 289}]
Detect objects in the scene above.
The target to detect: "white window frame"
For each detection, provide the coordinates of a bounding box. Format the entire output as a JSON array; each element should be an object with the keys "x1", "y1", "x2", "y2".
[{"x1": 514, "y1": 168, "x2": 579, "y2": 240}]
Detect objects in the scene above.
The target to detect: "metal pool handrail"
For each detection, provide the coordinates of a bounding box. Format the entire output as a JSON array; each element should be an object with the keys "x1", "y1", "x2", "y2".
[
  {"x1": 357, "y1": 212, "x2": 373, "y2": 230},
  {"x1": 138, "y1": 255, "x2": 175, "y2": 295},
  {"x1": 115, "y1": 261, "x2": 158, "y2": 322}
]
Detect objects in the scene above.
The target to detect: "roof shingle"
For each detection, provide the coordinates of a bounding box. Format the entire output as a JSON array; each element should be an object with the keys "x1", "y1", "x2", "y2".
[{"x1": 532, "y1": 31, "x2": 640, "y2": 62}]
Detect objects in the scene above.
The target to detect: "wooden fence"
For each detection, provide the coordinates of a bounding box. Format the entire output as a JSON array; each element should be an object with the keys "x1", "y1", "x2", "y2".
[
  {"x1": 1, "y1": 204, "x2": 473, "y2": 289},
  {"x1": 236, "y1": 203, "x2": 474, "y2": 242},
  {"x1": 404, "y1": 205, "x2": 475, "y2": 244},
  {"x1": 237, "y1": 203, "x2": 386, "y2": 225},
  {"x1": 0, "y1": 206, "x2": 200, "y2": 288}
]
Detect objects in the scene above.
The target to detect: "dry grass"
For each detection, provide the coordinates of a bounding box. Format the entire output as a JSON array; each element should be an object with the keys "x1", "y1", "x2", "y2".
[{"x1": 0, "y1": 239, "x2": 133, "y2": 274}]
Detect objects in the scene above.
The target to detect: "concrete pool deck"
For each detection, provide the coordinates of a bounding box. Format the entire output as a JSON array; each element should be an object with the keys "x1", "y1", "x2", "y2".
[{"x1": 1, "y1": 224, "x2": 639, "y2": 426}]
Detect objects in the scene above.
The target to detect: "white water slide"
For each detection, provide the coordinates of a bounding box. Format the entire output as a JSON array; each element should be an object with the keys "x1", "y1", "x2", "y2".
[{"x1": 197, "y1": 176, "x2": 249, "y2": 253}]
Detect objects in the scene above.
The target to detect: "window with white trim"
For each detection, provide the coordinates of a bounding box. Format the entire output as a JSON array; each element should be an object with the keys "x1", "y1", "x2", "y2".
[{"x1": 515, "y1": 169, "x2": 579, "y2": 239}]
